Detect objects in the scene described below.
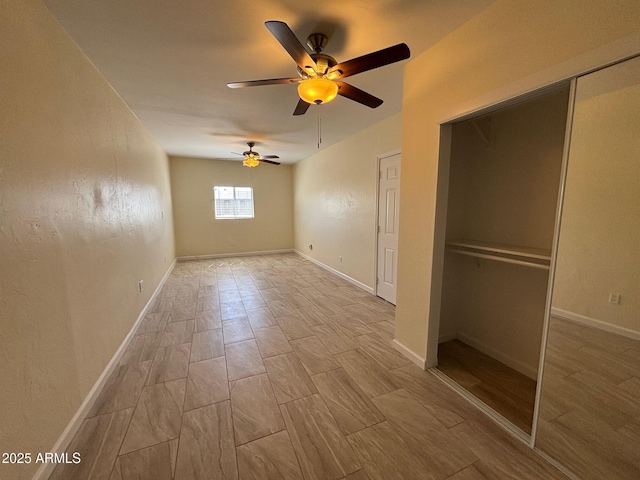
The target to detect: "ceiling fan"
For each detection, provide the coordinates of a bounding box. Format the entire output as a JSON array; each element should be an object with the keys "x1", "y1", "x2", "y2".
[
  {"x1": 232, "y1": 142, "x2": 281, "y2": 167},
  {"x1": 227, "y1": 21, "x2": 410, "y2": 115}
]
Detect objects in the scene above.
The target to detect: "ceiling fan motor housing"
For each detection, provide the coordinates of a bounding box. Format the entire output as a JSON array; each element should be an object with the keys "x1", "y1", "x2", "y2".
[
  {"x1": 307, "y1": 33, "x2": 328, "y2": 53},
  {"x1": 296, "y1": 53, "x2": 337, "y2": 78},
  {"x1": 243, "y1": 141, "x2": 257, "y2": 157}
]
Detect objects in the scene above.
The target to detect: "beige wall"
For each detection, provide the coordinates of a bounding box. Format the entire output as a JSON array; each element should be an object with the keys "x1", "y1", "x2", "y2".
[
  {"x1": 445, "y1": 89, "x2": 569, "y2": 249},
  {"x1": 0, "y1": 2, "x2": 175, "y2": 478},
  {"x1": 397, "y1": 0, "x2": 640, "y2": 365},
  {"x1": 170, "y1": 156, "x2": 293, "y2": 257},
  {"x1": 293, "y1": 113, "x2": 402, "y2": 288},
  {"x1": 552, "y1": 56, "x2": 640, "y2": 332}
]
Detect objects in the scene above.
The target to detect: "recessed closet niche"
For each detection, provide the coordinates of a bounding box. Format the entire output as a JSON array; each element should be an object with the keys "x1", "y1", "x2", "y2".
[{"x1": 436, "y1": 85, "x2": 571, "y2": 435}]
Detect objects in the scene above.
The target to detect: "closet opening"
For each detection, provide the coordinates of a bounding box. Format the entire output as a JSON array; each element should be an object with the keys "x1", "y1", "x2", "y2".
[{"x1": 434, "y1": 83, "x2": 571, "y2": 436}]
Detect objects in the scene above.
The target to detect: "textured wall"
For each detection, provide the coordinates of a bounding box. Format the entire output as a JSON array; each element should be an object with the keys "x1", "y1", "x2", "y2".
[
  {"x1": 552, "y1": 57, "x2": 640, "y2": 331},
  {"x1": 293, "y1": 113, "x2": 402, "y2": 288},
  {"x1": 0, "y1": 2, "x2": 175, "y2": 478},
  {"x1": 170, "y1": 156, "x2": 293, "y2": 257}
]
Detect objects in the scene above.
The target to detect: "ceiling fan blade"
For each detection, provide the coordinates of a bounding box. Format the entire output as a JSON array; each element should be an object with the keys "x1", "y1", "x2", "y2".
[
  {"x1": 230, "y1": 152, "x2": 244, "y2": 156},
  {"x1": 261, "y1": 155, "x2": 280, "y2": 159},
  {"x1": 293, "y1": 98, "x2": 311, "y2": 116},
  {"x1": 227, "y1": 78, "x2": 301, "y2": 88},
  {"x1": 335, "y1": 82, "x2": 383, "y2": 108},
  {"x1": 258, "y1": 159, "x2": 281, "y2": 165},
  {"x1": 330, "y1": 43, "x2": 410, "y2": 79},
  {"x1": 265, "y1": 21, "x2": 317, "y2": 72}
]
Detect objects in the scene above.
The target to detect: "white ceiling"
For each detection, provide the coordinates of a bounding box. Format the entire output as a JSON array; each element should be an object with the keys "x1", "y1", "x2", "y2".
[{"x1": 43, "y1": 0, "x2": 494, "y2": 164}]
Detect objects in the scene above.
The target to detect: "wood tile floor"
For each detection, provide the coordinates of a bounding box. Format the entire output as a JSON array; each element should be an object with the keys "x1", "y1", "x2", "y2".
[
  {"x1": 50, "y1": 253, "x2": 567, "y2": 480},
  {"x1": 437, "y1": 340, "x2": 537, "y2": 434},
  {"x1": 536, "y1": 316, "x2": 640, "y2": 480}
]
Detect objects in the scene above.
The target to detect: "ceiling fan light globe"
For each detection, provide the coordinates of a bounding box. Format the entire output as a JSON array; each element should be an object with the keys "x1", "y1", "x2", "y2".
[
  {"x1": 298, "y1": 78, "x2": 338, "y2": 105},
  {"x1": 242, "y1": 158, "x2": 260, "y2": 167}
]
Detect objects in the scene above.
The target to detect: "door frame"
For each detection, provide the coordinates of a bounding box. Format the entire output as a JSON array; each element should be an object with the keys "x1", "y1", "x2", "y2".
[{"x1": 374, "y1": 149, "x2": 401, "y2": 300}]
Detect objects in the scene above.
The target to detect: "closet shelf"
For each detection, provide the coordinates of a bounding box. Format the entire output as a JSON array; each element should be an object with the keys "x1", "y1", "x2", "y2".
[{"x1": 445, "y1": 239, "x2": 551, "y2": 270}]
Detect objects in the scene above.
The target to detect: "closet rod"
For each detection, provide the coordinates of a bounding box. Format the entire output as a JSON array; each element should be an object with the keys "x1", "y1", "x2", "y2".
[{"x1": 447, "y1": 247, "x2": 550, "y2": 270}]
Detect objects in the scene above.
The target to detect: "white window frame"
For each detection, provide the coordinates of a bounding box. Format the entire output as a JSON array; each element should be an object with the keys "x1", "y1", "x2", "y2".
[{"x1": 213, "y1": 186, "x2": 254, "y2": 219}]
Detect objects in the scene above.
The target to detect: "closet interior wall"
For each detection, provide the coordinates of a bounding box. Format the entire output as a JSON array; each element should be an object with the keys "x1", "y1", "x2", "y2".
[{"x1": 437, "y1": 86, "x2": 570, "y2": 430}]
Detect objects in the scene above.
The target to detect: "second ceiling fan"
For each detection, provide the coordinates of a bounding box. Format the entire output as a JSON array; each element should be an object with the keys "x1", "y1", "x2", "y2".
[
  {"x1": 227, "y1": 21, "x2": 410, "y2": 115},
  {"x1": 232, "y1": 142, "x2": 281, "y2": 167}
]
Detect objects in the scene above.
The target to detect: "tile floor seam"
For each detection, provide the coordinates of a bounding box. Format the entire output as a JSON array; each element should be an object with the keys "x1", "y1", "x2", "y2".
[
  {"x1": 85, "y1": 412, "x2": 115, "y2": 480},
  {"x1": 114, "y1": 348, "x2": 156, "y2": 459}
]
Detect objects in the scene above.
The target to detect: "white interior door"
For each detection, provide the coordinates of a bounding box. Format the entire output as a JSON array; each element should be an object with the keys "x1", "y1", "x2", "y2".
[{"x1": 377, "y1": 153, "x2": 401, "y2": 304}]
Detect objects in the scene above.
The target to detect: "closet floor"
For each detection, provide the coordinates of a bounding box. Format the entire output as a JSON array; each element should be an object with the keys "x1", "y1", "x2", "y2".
[
  {"x1": 437, "y1": 339, "x2": 537, "y2": 434},
  {"x1": 48, "y1": 253, "x2": 565, "y2": 480}
]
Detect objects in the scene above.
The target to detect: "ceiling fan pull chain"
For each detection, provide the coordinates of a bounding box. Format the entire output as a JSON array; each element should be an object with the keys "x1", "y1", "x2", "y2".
[{"x1": 317, "y1": 109, "x2": 322, "y2": 149}]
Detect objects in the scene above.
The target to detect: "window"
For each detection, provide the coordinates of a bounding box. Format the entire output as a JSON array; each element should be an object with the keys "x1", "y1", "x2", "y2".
[{"x1": 214, "y1": 186, "x2": 254, "y2": 219}]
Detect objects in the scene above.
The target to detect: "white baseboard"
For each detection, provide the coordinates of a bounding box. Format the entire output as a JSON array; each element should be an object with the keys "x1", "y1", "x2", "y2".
[
  {"x1": 455, "y1": 333, "x2": 538, "y2": 380},
  {"x1": 551, "y1": 307, "x2": 640, "y2": 341},
  {"x1": 392, "y1": 339, "x2": 427, "y2": 369},
  {"x1": 294, "y1": 250, "x2": 374, "y2": 295},
  {"x1": 438, "y1": 332, "x2": 457, "y2": 343},
  {"x1": 176, "y1": 249, "x2": 294, "y2": 261},
  {"x1": 33, "y1": 258, "x2": 177, "y2": 480}
]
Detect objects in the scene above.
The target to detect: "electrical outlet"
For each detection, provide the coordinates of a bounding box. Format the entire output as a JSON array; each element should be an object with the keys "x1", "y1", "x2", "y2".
[
  {"x1": 609, "y1": 292, "x2": 621, "y2": 305},
  {"x1": 339, "y1": 256, "x2": 342, "y2": 263},
  {"x1": 139, "y1": 280, "x2": 144, "y2": 293}
]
